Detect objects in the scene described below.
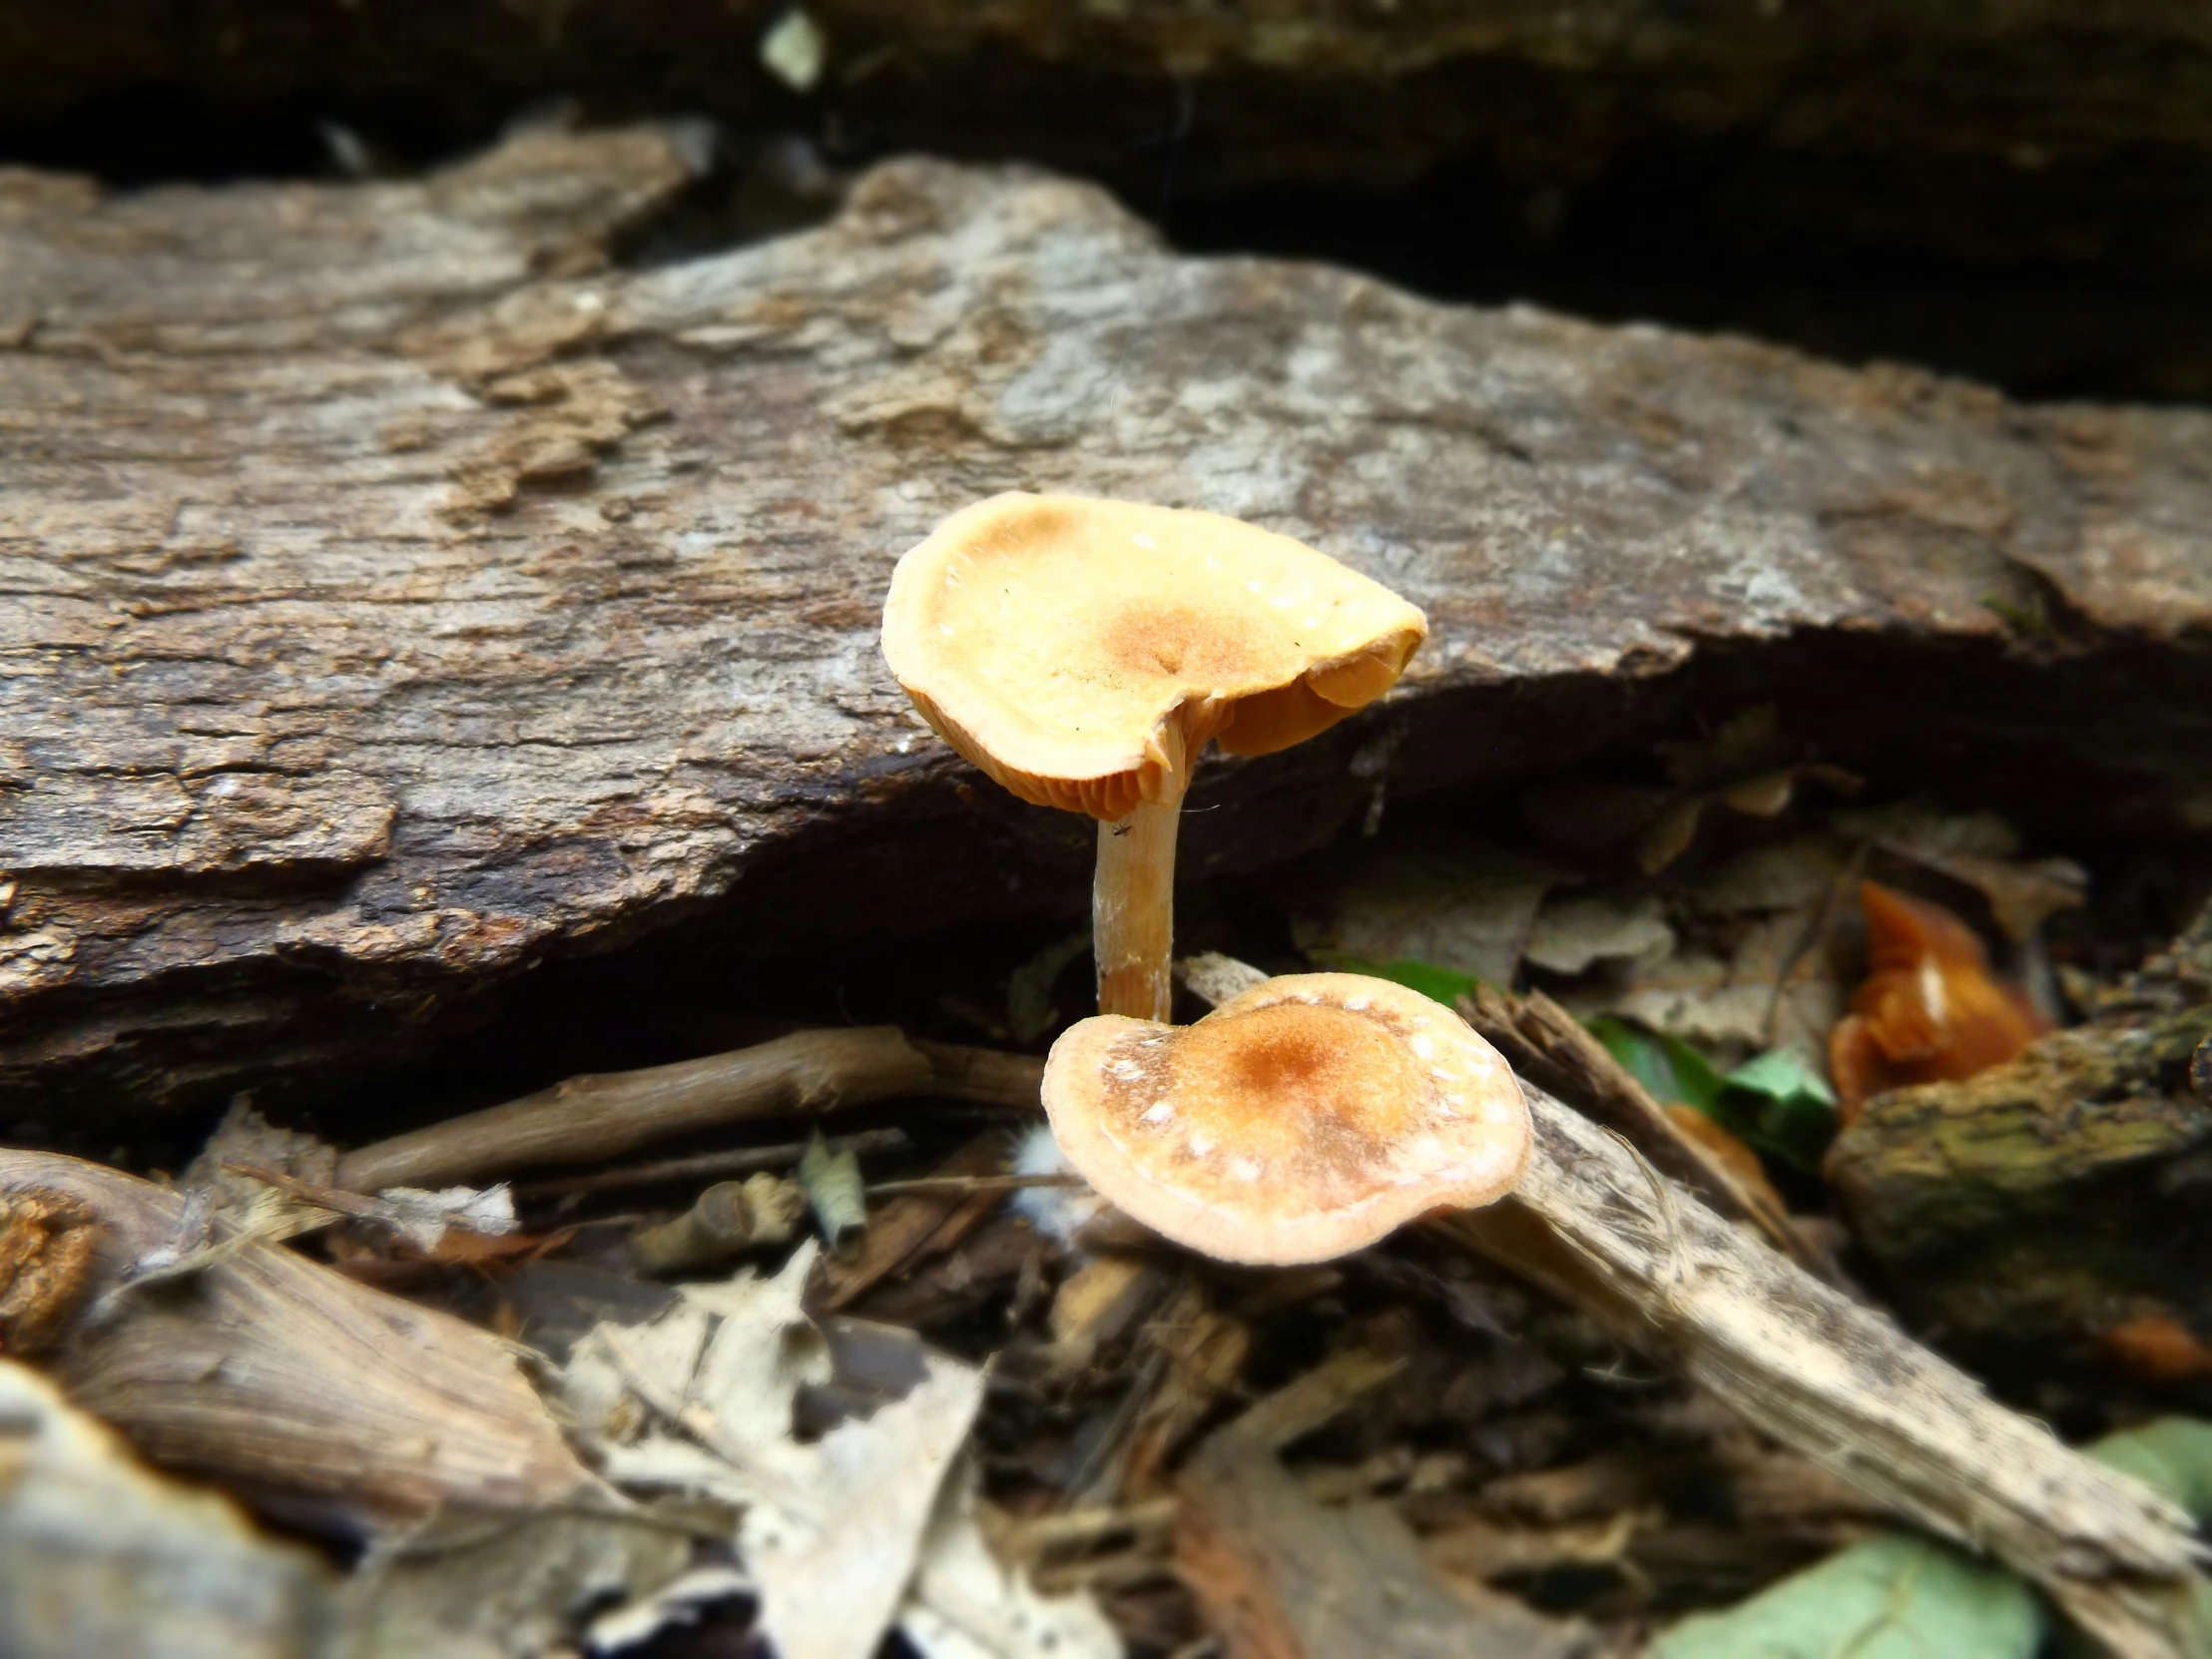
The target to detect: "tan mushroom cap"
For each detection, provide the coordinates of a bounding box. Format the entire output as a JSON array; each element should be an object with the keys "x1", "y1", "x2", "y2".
[
  {"x1": 881, "y1": 493, "x2": 1427, "y2": 820},
  {"x1": 1041, "y1": 973, "x2": 1531, "y2": 1266}
]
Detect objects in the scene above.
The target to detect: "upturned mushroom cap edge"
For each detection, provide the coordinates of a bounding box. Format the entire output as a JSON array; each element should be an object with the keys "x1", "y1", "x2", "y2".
[{"x1": 879, "y1": 492, "x2": 1428, "y2": 821}]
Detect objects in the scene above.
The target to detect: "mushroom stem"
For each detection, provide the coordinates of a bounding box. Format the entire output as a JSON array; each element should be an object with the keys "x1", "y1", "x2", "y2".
[{"x1": 1094, "y1": 796, "x2": 1183, "y2": 1020}]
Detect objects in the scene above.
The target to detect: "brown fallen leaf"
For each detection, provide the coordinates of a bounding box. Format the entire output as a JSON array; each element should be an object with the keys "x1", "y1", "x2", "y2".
[
  {"x1": 2096, "y1": 1314, "x2": 2212, "y2": 1383},
  {"x1": 1176, "y1": 1350, "x2": 1593, "y2": 1659},
  {"x1": 1837, "y1": 801, "x2": 2087, "y2": 942}
]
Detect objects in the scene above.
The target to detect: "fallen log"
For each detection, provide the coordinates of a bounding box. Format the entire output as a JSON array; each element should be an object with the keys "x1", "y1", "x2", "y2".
[{"x1": 5, "y1": 126, "x2": 2211, "y2": 1125}]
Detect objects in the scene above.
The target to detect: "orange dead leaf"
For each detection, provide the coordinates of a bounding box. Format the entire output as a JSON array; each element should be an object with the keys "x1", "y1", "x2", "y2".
[
  {"x1": 1829, "y1": 880, "x2": 2046, "y2": 1120},
  {"x1": 2096, "y1": 1314, "x2": 2212, "y2": 1382}
]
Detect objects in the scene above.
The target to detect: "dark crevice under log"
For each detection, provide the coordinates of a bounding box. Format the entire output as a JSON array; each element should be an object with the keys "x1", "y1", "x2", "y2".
[{"x1": 6, "y1": 4, "x2": 2212, "y2": 269}]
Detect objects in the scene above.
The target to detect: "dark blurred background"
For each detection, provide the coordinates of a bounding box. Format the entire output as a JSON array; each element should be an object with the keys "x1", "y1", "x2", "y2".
[{"x1": 6, "y1": 0, "x2": 2211, "y2": 401}]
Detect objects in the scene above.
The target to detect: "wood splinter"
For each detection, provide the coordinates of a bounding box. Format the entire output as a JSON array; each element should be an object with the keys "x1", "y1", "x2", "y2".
[{"x1": 0, "y1": 1154, "x2": 590, "y2": 1535}]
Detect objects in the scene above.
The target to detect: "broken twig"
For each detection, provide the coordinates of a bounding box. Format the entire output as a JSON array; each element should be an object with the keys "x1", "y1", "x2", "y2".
[
  {"x1": 337, "y1": 1027, "x2": 1016, "y2": 1192},
  {"x1": 629, "y1": 1175, "x2": 806, "y2": 1274}
]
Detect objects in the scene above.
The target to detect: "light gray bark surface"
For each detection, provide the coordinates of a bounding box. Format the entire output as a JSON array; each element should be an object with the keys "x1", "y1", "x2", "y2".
[{"x1": 3, "y1": 127, "x2": 2210, "y2": 1115}]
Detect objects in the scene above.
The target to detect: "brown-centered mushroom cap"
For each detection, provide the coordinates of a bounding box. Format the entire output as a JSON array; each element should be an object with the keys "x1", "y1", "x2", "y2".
[
  {"x1": 880, "y1": 493, "x2": 1427, "y2": 820},
  {"x1": 1041, "y1": 972, "x2": 1531, "y2": 1266}
]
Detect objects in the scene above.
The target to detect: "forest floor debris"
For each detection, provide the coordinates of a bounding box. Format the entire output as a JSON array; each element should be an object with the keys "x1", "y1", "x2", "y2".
[{"x1": 4, "y1": 714, "x2": 2210, "y2": 1656}]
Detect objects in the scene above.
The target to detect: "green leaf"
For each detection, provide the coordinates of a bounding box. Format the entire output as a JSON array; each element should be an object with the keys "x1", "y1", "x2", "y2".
[
  {"x1": 1587, "y1": 1020, "x2": 1840, "y2": 1171},
  {"x1": 1585, "y1": 1016, "x2": 1725, "y2": 1113},
  {"x1": 798, "y1": 1132, "x2": 866, "y2": 1245},
  {"x1": 1718, "y1": 1047, "x2": 1839, "y2": 1174},
  {"x1": 1727, "y1": 1047, "x2": 1838, "y2": 1108},
  {"x1": 1308, "y1": 951, "x2": 1479, "y2": 1009},
  {"x1": 1653, "y1": 1531, "x2": 2042, "y2": 1659}
]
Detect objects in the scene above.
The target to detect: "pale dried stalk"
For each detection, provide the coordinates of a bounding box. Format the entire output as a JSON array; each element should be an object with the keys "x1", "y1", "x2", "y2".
[
  {"x1": 1177, "y1": 958, "x2": 2202, "y2": 1656},
  {"x1": 0, "y1": 1152, "x2": 588, "y2": 1535}
]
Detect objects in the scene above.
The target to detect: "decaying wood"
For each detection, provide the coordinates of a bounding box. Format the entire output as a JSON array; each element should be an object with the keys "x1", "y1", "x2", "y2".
[
  {"x1": 1462, "y1": 982, "x2": 1825, "y2": 1280},
  {"x1": 1826, "y1": 898, "x2": 2212, "y2": 1372},
  {"x1": 335, "y1": 1025, "x2": 996, "y2": 1191},
  {"x1": 1446, "y1": 1121, "x2": 2203, "y2": 1657},
  {"x1": 1177, "y1": 958, "x2": 2204, "y2": 1657},
  {"x1": 0, "y1": 1152, "x2": 590, "y2": 1534},
  {"x1": 7, "y1": 129, "x2": 2212, "y2": 1123}
]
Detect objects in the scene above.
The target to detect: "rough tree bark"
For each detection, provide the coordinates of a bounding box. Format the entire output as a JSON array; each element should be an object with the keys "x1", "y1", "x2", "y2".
[{"x1": 4, "y1": 127, "x2": 2211, "y2": 1121}]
